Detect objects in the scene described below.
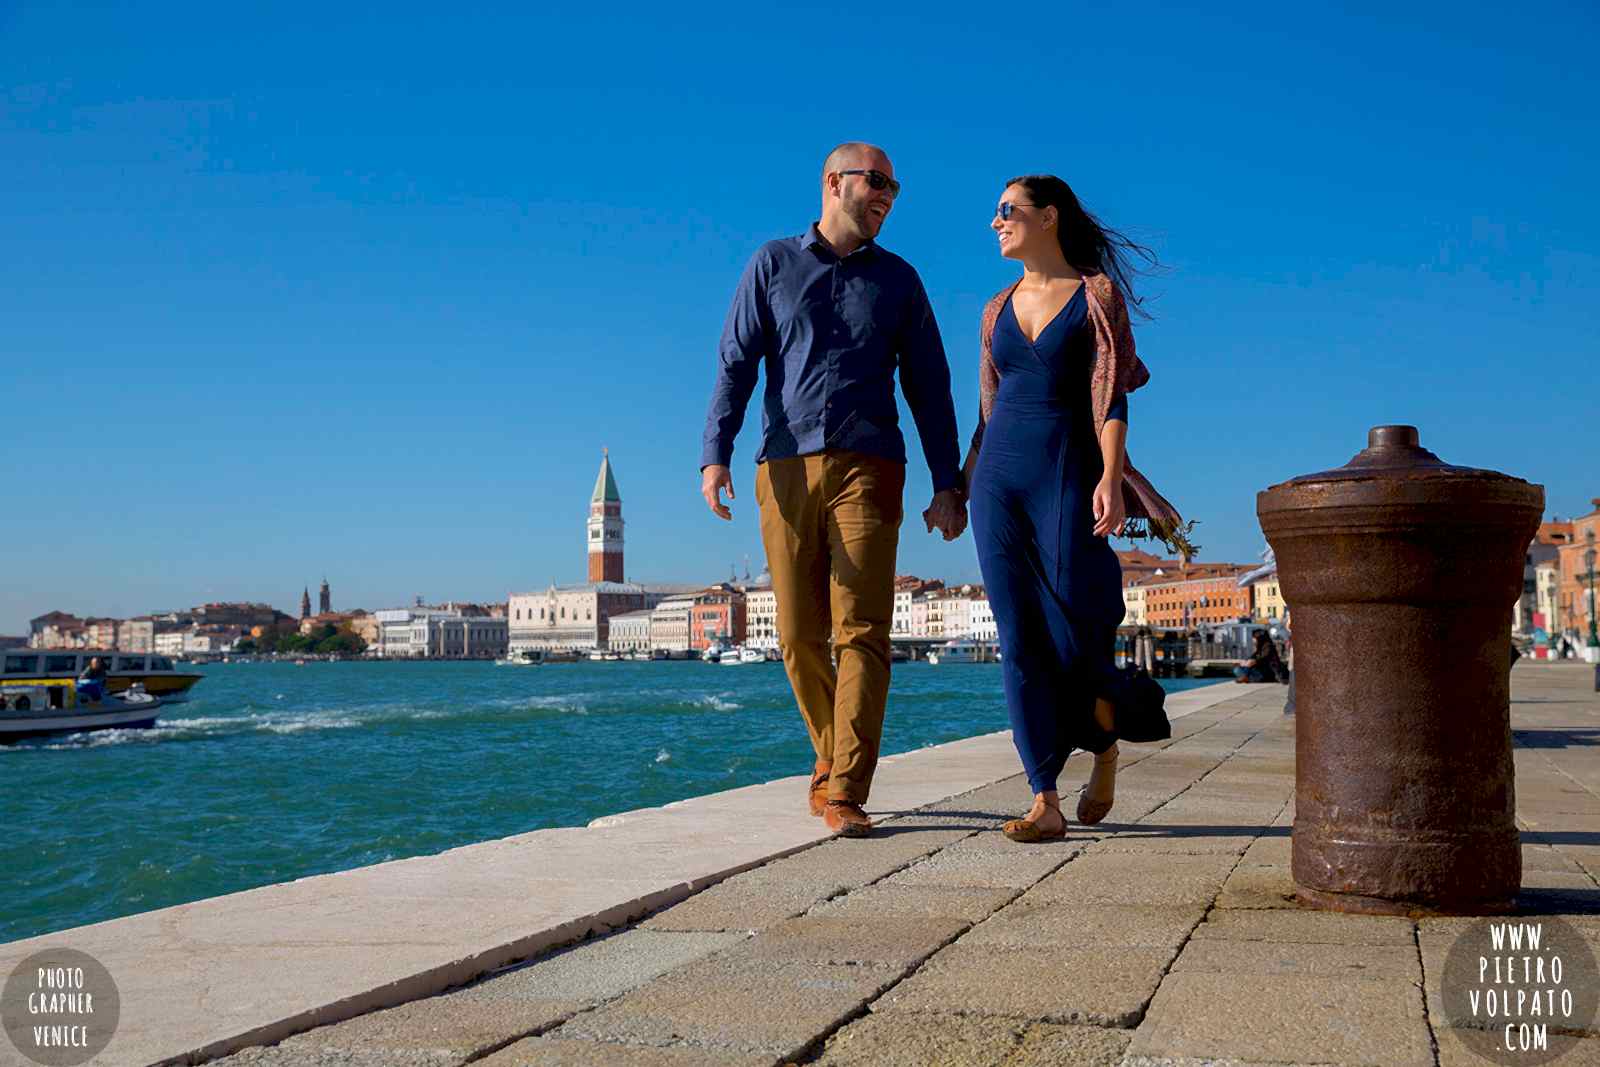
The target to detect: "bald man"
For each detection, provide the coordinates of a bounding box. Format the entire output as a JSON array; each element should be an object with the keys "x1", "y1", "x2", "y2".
[{"x1": 700, "y1": 142, "x2": 966, "y2": 837}]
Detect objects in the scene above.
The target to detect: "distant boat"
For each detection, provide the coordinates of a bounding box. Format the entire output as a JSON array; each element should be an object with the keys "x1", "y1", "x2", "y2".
[
  {"x1": 0, "y1": 681, "x2": 163, "y2": 742},
  {"x1": 1, "y1": 650, "x2": 202, "y2": 703},
  {"x1": 927, "y1": 639, "x2": 990, "y2": 665}
]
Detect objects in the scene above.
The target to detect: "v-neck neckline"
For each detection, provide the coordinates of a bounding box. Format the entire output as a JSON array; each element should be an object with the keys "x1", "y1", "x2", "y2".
[{"x1": 1007, "y1": 283, "x2": 1084, "y2": 346}]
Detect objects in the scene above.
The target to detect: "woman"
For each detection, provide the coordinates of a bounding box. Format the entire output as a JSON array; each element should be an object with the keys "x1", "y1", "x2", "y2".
[{"x1": 961, "y1": 175, "x2": 1187, "y2": 842}]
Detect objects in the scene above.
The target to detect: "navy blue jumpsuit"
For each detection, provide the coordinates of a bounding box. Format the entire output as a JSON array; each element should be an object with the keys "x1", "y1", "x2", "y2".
[{"x1": 969, "y1": 286, "x2": 1126, "y2": 795}]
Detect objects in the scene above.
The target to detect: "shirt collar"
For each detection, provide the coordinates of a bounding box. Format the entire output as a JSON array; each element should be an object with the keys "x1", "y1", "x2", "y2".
[{"x1": 804, "y1": 222, "x2": 877, "y2": 259}]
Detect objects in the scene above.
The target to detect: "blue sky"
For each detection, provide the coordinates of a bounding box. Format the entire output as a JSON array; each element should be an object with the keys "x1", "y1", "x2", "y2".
[{"x1": 2, "y1": 1, "x2": 1596, "y2": 632}]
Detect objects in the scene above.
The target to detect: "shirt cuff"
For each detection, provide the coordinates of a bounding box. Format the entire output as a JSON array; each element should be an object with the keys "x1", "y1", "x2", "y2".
[{"x1": 700, "y1": 442, "x2": 733, "y2": 470}]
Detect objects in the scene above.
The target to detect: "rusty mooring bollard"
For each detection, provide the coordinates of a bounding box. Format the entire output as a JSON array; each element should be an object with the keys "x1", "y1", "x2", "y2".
[{"x1": 1257, "y1": 425, "x2": 1543, "y2": 915}]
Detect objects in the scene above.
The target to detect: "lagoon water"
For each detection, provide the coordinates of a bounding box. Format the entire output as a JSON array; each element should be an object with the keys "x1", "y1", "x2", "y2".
[{"x1": 1, "y1": 660, "x2": 1214, "y2": 943}]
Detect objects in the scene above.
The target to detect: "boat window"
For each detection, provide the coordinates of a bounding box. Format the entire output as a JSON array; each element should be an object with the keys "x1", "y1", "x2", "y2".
[
  {"x1": 4, "y1": 655, "x2": 39, "y2": 674},
  {"x1": 151, "y1": 656, "x2": 175, "y2": 671},
  {"x1": 46, "y1": 655, "x2": 79, "y2": 674},
  {"x1": 115, "y1": 656, "x2": 147, "y2": 671}
]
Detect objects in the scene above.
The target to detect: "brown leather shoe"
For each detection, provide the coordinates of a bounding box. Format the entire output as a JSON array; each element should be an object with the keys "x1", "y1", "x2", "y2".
[
  {"x1": 808, "y1": 762, "x2": 832, "y2": 817},
  {"x1": 824, "y1": 799, "x2": 873, "y2": 837}
]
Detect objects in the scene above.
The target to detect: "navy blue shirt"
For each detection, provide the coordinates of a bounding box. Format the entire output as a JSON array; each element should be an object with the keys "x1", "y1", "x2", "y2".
[{"x1": 700, "y1": 225, "x2": 963, "y2": 493}]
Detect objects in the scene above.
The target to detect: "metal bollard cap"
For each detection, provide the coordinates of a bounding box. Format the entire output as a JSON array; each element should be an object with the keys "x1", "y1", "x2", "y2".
[{"x1": 1257, "y1": 424, "x2": 1543, "y2": 521}]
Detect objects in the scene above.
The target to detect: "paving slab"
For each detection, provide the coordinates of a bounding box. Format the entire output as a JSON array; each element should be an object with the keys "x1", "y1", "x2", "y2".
[
  {"x1": 741, "y1": 914, "x2": 969, "y2": 969},
  {"x1": 809, "y1": 883, "x2": 1018, "y2": 923},
  {"x1": 872, "y1": 943, "x2": 1175, "y2": 1026},
  {"x1": 551, "y1": 959, "x2": 897, "y2": 1059},
  {"x1": 1215, "y1": 863, "x2": 1307, "y2": 910},
  {"x1": 476, "y1": 1036, "x2": 774, "y2": 1066},
  {"x1": 465, "y1": 930, "x2": 748, "y2": 1002},
  {"x1": 1190, "y1": 909, "x2": 1415, "y2": 945},
  {"x1": 1020, "y1": 853, "x2": 1236, "y2": 908},
  {"x1": 884, "y1": 836, "x2": 1076, "y2": 890},
  {"x1": 958, "y1": 902, "x2": 1206, "y2": 951},
  {"x1": 1434, "y1": 1026, "x2": 1600, "y2": 1066},
  {"x1": 1170, "y1": 937, "x2": 1422, "y2": 982},
  {"x1": 1127, "y1": 971, "x2": 1434, "y2": 1067},
  {"x1": 812, "y1": 1012, "x2": 1028, "y2": 1066},
  {"x1": 1006, "y1": 1023, "x2": 1132, "y2": 1066}
]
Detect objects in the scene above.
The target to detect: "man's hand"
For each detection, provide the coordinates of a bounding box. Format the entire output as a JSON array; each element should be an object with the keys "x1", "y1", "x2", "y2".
[
  {"x1": 922, "y1": 489, "x2": 967, "y2": 542},
  {"x1": 701, "y1": 465, "x2": 734, "y2": 520}
]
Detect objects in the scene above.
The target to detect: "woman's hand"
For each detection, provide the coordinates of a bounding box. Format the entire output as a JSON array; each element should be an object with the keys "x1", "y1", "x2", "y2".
[{"x1": 1092, "y1": 475, "x2": 1126, "y2": 537}]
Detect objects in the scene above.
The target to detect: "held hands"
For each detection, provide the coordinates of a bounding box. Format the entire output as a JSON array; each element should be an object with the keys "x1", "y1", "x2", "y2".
[
  {"x1": 1092, "y1": 476, "x2": 1126, "y2": 537},
  {"x1": 701, "y1": 465, "x2": 734, "y2": 521},
  {"x1": 922, "y1": 489, "x2": 968, "y2": 542}
]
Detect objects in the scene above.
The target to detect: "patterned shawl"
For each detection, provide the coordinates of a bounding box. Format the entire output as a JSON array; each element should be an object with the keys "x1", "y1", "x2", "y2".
[{"x1": 967, "y1": 272, "x2": 1194, "y2": 559}]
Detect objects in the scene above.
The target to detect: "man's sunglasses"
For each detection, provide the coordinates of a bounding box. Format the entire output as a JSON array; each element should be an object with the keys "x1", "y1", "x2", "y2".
[
  {"x1": 837, "y1": 169, "x2": 902, "y2": 198},
  {"x1": 994, "y1": 201, "x2": 1035, "y2": 221}
]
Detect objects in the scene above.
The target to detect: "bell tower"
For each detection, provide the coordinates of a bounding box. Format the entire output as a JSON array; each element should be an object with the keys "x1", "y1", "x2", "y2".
[{"x1": 588, "y1": 448, "x2": 625, "y2": 583}]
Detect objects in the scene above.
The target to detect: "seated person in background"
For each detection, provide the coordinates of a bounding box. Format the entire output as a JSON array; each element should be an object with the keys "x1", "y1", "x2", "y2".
[
  {"x1": 1233, "y1": 632, "x2": 1284, "y2": 684},
  {"x1": 77, "y1": 656, "x2": 108, "y2": 703}
]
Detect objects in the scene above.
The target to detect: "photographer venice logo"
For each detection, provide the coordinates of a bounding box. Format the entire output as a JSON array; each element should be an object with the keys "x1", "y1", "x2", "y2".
[
  {"x1": 2, "y1": 950, "x2": 121, "y2": 1066},
  {"x1": 1440, "y1": 917, "x2": 1600, "y2": 1065}
]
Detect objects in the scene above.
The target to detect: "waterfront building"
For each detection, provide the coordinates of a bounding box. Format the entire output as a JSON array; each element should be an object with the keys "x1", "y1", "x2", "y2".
[
  {"x1": 608, "y1": 609, "x2": 654, "y2": 653},
  {"x1": 745, "y1": 586, "x2": 778, "y2": 652},
  {"x1": 185, "y1": 627, "x2": 244, "y2": 654},
  {"x1": 319, "y1": 578, "x2": 332, "y2": 615},
  {"x1": 1116, "y1": 547, "x2": 1182, "y2": 583},
  {"x1": 1251, "y1": 575, "x2": 1287, "y2": 621},
  {"x1": 588, "y1": 450, "x2": 625, "y2": 584},
  {"x1": 348, "y1": 612, "x2": 380, "y2": 648},
  {"x1": 1535, "y1": 560, "x2": 1562, "y2": 651},
  {"x1": 909, "y1": 593, "x2": 936, "y2": 638},
  {"x1": 1554, "y1": 500, "x2": 1600, "y2": 648},
  {"x1": 436, "y1": 616, "x2": 507, "y2": 658},
  {"x1": 117, "y1": 617, "x2": 155, "y2": 652},
  {"x1": 969, "y1": 595, "x2": 997, "y2": 641},
  {"x1": 1515, "y1": 534, "x2": 1564, "y2": 638},
  {"x1": 28, "y1": 611, "x2": 88, "y2": 649},
  {"x1": 1142, "y1": 564, "x2": 1254, "y2": 630},
  {"x1": 373, "y1": 608, "x2": 508, "y2": 659},
  {"x1": 690, "y1": 585, "x2": 747, "y2": 651},
  {"x1": 193, "y1": 603, "x2": 283, "y2": 630},
  {"x1": 299, "y1": 611, "x2": 364, "y2": 637},
  {"x1": 1122, "y1": 578, "x2": 1150, "y2": 626},
  {"x1": 507, "y1": 583, "x2": 659, "y2": 653},
  {"x1": 154, "y1": 631, "x2": 186, "y2": 656},
  {"x1": 893, "y1": 576, "x2": 943, "y2": 637},
  {"x1": 649, "y1": 596, "x2": 695, "y2": 653},
  {"x1": 84, "y1": 618, "x2": 119, "y2": 649}
]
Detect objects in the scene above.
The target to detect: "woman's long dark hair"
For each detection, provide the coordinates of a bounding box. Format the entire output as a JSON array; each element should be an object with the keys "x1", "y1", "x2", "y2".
[{"x1": 1006, "y1": 174, "x2": 1159, "y2": 318}]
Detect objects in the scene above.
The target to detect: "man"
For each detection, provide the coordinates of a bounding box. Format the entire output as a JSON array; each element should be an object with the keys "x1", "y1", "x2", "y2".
[
  {"x1": 78, "y1": 656, "x2": 108, "y2": 704},
  {"x1": 700, "y1": 142, "x2": 966, "y2": 837}
]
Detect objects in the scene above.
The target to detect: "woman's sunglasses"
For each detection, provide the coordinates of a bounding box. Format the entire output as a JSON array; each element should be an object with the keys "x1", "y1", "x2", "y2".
[
  {"x1": 995, "y1": 201, "x2": 1035, "y2": 221},
  {"x1": 837, "y1": 169, "x2": 902, "y2": 198}
]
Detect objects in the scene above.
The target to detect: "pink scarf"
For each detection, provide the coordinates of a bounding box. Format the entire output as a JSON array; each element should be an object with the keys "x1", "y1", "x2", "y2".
[{"x1": 968, "y1": 272, "x2": 1194, "y2": 559}]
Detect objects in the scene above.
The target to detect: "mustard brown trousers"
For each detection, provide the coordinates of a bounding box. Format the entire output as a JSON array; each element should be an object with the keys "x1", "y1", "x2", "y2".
[{"x1": 755, "y1": 450, "x2": 904, "y2": 805}]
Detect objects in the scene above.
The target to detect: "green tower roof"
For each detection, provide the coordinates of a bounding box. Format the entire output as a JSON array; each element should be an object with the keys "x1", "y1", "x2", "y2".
[{"x1": 592, "y1": 450, "x2": 621, "y2": 503}]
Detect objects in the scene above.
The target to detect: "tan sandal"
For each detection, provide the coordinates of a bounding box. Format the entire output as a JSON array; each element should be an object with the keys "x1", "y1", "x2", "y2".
[
  {"x1": 1077, "y1": 744, "x2": 1119, "y2": 825},
  {"x1": 1003, "y1": 798, "x2": 1066, "y2": 842}
]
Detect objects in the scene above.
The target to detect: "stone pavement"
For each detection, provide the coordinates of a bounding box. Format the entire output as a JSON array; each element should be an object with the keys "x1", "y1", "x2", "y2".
[{"x1": 210, "y1": 664, "x2": 1600, "y2": 1067}]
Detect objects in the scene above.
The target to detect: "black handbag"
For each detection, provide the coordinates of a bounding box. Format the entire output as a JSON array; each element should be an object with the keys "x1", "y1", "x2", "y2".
[{"x1": 1102, "y1": 664, "x2": 1171, "y2": 743}]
